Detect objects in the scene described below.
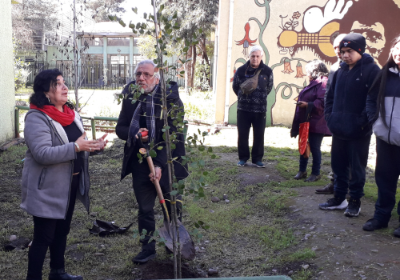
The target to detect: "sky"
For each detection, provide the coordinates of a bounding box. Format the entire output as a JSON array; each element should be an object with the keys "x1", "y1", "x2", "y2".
[{"x1": 120, "y1": 0, "x2": 153, "y2": 24}]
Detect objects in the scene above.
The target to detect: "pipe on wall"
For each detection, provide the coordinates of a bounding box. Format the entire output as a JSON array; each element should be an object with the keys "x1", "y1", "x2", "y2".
[{"x1": 223, "y1": 0, "x2": 235, "y2": 124}]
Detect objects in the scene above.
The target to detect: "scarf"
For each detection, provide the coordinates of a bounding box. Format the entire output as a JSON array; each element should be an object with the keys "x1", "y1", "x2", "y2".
[
  {"x1": 30, "y1": 104, "x2": 75, "y2": 127},
  {"x1": 127, "y1": 85, "x2": 160, "y2": 148}
]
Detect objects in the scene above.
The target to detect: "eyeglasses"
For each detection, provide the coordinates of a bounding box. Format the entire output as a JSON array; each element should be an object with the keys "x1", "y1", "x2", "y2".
[{"x1": 135, "y1": 72, "x2": 154, "y2": 79}]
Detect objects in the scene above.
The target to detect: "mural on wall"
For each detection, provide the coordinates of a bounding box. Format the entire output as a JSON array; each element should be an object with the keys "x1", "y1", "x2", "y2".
[{"x1": 228, "y1": 0, "x2": 400, "y2": 126}]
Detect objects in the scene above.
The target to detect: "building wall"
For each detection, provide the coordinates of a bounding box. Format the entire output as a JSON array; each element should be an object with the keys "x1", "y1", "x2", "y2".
[
  {"x1": 0, "y1": 0, "x2": 15, "y2": 144},
  {"x1": 215, "y1": 0, "x2": 400, "y2": 126}
]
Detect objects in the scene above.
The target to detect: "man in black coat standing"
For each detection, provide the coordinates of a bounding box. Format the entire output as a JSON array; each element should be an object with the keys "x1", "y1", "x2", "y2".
[
  {"x1": 116, "y1": 59, "x2": 187, "y2": 264},
  {"x1": 232, "y1": 45, "x2": 273, "y2": 168},
  {"x1": 320, "y1": 33, "x2": 380, "y2": 217}
]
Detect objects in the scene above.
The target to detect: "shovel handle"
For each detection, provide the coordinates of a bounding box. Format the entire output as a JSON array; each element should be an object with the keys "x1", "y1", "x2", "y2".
[{"x1": 146, "y1": 156, "x2": 165, "y2": 204}]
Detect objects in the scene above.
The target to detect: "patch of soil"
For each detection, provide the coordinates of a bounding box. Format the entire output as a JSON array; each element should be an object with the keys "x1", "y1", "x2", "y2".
[
  {"x1": 289, "y1": 186, "x2": 400, "y2": 280},
  {"x1": 134, "y1": 260, "x2": 199, "y2": 279}
]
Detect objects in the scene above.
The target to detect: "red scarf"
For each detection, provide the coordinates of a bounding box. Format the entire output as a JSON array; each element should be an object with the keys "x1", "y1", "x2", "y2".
[{"x1": 30, "y1": 104, "x2": 75, "y2": 127}]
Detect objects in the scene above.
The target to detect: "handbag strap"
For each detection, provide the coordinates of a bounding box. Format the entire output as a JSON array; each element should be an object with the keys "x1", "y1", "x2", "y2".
[{"x1": 304, "y1": 102, "x2": 314, "y2": 122}]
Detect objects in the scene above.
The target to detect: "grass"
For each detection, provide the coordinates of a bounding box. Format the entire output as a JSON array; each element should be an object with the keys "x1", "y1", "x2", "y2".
[{"x1": 0, "y1": 135, "x2": 386, "y2": 280}]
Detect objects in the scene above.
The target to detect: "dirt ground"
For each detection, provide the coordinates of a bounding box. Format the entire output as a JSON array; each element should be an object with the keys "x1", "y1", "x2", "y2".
[{"x1": 1, "y1": 120, "x2": 397, "y2": 280}]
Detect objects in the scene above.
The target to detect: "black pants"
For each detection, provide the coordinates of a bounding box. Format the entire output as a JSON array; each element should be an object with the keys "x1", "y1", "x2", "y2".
[
  {"x1": 26, "y1": 175, "x2": 79, "y2": 280},
  {"x1": 331, "y1": 135, "x2": 371, "y2": 200},
  {"x1": 299, "y1": 132, "x2": 324, "y2": 175},
  {"x1": 374, "y1": 138, "x2": 400, "y2": 224},
  {"x1": 132, "y1": 163, "x2": 177, "y2": 251},
  {"x1": 237, "y1": 110, "x2": 266, "y2": 163}
]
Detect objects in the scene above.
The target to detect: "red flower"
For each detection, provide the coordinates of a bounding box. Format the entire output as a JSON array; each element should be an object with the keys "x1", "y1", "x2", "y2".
[{"x1": 236, "y1": 22, "x2": 257, "y2": 56}]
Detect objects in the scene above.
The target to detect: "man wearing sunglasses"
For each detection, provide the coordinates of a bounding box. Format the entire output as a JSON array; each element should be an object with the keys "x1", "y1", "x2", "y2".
[{"x1": 116, "y1": 59, "x2": 187, "y2": 264}]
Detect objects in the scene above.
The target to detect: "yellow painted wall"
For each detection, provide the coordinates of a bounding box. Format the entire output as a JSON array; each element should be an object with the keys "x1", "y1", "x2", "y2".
[{"x1": 215, "y1": 0, "x2": 400, "y2": 126}]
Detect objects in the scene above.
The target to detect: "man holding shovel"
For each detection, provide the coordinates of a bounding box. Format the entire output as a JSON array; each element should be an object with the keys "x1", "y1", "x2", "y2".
[{"x1": 116, "y1": 60, "x2": 188, "y2": 264}]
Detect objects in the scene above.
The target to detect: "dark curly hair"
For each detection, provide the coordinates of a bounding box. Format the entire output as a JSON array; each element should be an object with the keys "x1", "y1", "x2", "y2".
[{"x1": 30, "y1": 69, "x2": 74, "y2": 109}]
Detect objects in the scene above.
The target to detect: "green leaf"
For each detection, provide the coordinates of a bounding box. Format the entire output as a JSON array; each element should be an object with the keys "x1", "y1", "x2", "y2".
[
  {"x1": 132, "y1": 7, "x2": 138, "y2": 14},
  {"x1": 211, "y1": 154, "x2": 216, "y2": 159},
  {"x1": 143, "y1": 12, "x2": 147, "y2": 19},
  {"x1": 198, "y1": 146, "x2": 205, "y2": 151},
  {"x1": 203, "y1": 171, "x2": 208, "y2": 176},
  {"x1": 207, "y1": 147, "x2": 213, "y2": 153},
  {"x1": 149, "y1": 150, "x2": 157, "y2": 158},
  {"x1": 170, "y1": 190, "x2": 178, "y2": 196}
]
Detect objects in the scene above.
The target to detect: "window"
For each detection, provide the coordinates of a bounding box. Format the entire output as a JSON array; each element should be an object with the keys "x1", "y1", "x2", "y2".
[
  {"x1": 82, "y1": 37, "x2": 103, "y2": 46},
  {"x1": 107, "y1": 37, "x2": 130, "y2": 46}
]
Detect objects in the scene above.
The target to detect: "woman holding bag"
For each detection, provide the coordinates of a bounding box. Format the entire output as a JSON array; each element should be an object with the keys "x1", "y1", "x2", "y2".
[{"x1": 290, "y1": 60, "x2": 331, "y2": 182}]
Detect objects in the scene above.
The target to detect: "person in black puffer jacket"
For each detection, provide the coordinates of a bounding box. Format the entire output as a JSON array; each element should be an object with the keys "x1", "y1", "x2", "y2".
[
  {"x1": 232, "y1": 45, "x2": 273, "y2": 168},
  {"x1": 363, "y1": 35, "x2": 400, "y2": 237},
  {"x1": 320, "y1": 33, "x2": 380, "y2": 217}
]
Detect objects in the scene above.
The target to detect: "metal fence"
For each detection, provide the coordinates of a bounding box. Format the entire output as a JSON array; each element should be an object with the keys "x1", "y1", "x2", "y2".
[{"x1": 25, "y1": 63, "x2": 186, "y2": 89}]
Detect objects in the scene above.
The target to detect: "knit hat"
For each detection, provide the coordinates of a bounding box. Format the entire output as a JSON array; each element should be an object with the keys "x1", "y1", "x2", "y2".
[{"x1": 339, "y1": 33, "x2": 366, "y2": 55}]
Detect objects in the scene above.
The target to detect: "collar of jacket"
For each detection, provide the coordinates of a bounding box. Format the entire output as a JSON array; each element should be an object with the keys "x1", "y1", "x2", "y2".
[
  {"x1": 245, "y1": 59, "x2": 265, "y2": 71},
  {"x1": 303, "y1": 76, "x2": 328, "y2": 91},
  {"x1": 339, "y1": 53, "x2": 374, "y2": 71},
  {"x1": 389, "y1": 66, "x2": 400, "y2": 76}
]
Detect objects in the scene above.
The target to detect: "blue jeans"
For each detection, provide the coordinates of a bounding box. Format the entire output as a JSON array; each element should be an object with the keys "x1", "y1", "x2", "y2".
[{"x1": 299, "y1": 132, "x2": 324, "y2": 175}]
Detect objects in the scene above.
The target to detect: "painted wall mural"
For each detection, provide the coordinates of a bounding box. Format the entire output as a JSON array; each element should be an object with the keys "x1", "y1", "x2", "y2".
[{"x1": 224, "y1": 0, "x2": 400, "y2": 127}]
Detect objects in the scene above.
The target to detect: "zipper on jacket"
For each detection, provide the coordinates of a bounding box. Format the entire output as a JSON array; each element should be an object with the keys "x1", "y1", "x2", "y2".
[{"x1": 388, "y1": 96, "x2": 396, "y2": 145}]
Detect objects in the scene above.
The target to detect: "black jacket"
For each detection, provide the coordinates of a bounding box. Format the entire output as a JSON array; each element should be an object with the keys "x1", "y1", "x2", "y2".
[
  {"x1": 325, "y1": 53, "x2": 380, "y2": 139},
  {"x1": 232, "y1": 60, "x2": 273, "y2": 113},
  {"x1": 115, "y1": 81, "x2": 188, "y2": 185}
]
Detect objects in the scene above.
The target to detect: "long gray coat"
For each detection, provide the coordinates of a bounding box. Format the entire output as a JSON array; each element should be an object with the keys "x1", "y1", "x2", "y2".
[{"x1": 21, "y1": 109, "x2": 90, "y2": 219}]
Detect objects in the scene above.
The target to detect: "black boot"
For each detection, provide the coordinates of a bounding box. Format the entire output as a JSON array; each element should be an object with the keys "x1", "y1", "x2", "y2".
[
  {"x1": 294, "y1": 171, "x2": 307, "y2": 180},
  {"x1": 48, "y1": 269, "x2": 83, "y2": 280}
]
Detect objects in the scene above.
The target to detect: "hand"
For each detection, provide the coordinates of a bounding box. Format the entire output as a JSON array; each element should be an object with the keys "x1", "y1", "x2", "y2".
[
  {"x1": 75, "y1": 132, "x2": 101, "y2": 152},
  {"x1": 96, "y1": 133, "x2": 108, "y2": 150},
  {"x1": 136, "y1": 128, "x2": 149, "y2": 143},
  {"x1": 149, "y1": 167, "x2": 162, "y2": 183},
  {"x1": 298, "y1": 101, "x2": 308, "y2": 108}
]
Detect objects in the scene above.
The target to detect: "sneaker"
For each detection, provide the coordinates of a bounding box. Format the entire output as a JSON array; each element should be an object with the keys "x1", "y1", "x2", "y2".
[
  {"x1": 394, "y1": 226, "x2": 400, "y2": 238},
  {"x1": 254, "y1": 161, "x2": 265, "y2": 168},
  {"x1": 132, "y1": 250, "x2": 156, "y2": 264},
  {"x1": 237, "y1": 160, "x2": 246, "y2": 166},
  {"x1": 362, "y1": 218, "x2": 388, "y2": 231},
  {"x1": 344, "y1": 198, "x2": 361, "y2": 217},
  {"x1": 319, "y1": 197, "x2": 348, "y2": 210}
]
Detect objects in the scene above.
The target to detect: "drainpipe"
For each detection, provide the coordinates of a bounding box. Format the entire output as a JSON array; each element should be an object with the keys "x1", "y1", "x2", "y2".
[{"x1": 224, "y1": 0, "x2": 235, "y2": 124}]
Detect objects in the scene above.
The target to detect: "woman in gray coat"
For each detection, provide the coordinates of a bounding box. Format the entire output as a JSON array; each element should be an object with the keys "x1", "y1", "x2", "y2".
[{"x1": 21, "y1": 69, "x2": 107, "y2": 280}]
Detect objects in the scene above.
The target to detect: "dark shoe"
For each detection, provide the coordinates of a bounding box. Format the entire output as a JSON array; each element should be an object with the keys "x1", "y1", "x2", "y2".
[
  {"x1": 237, "y1": 160, "x2": 246, "y2": 167},
  {"x1": 48, "y1": 269, "x2": 83, "y2": 280},
  {"x1": 394, "y1": 226, "x2": 400, "y2": 238},
  {"x1": 294, "y1": 171, "x2": 307, "y2": 180},
  {"x1": 344, "y1": 198, "x2": 361, "y2": 217},
  {"x1": 132, "y1": 249, "x2": 156, "y2": 264},
  {"x1": 319, "y1": 197, "x2": 348, "y2": 210},
  {"x1": 315, "y1": 182, "x2": 334, "y2": 194},
  {"x1": 362, "y1": 218, "x2": 388, "y2": 231},
  {"x1": 304, "y1": 174, "x2": 321, "y2": 182},
  {"x1": 254, "y1": 161, "x2": 265, "y2": 168}
]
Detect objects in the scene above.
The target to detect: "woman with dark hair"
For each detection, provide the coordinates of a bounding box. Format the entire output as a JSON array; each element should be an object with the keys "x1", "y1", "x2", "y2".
[
  {"x1": 291, "y1": 60, "x2": 331, "y2": 182},
  {"x1": 21, "y1": 69, "x2": 107, "y2": 280},
  {"x1": 364, "y1": 36, "x2": 400, "y2": 236}
]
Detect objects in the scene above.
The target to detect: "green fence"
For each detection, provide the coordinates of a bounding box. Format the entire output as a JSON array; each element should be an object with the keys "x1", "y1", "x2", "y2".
[{"x1": 15, "y1": 106, "x2": 188, "y2": 140}]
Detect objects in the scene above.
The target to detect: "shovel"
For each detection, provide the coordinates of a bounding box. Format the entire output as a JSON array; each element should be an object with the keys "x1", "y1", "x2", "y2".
[{"x1": 138, "y1": 132, "x2": 195, "y2": 260}]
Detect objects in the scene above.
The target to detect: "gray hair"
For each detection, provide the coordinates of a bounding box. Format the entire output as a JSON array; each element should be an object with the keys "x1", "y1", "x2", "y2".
[
  {"x1": 305, "y1": 60, "x2": 329, "y2": 79},
  {"x1": 249, "y1": 45, "x2": 264, "y2": 57},
  {"x1": 134, "y1": 59, "x2": 160, "y2": 79},
  {"x1": 333, "y1": 33, "x2": 347, "y2": 48}
]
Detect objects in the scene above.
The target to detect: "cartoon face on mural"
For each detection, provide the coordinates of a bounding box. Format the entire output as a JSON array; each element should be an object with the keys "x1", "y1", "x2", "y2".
[{"x1": 278, "y1": 0, "x2": 400, "y2": 65}]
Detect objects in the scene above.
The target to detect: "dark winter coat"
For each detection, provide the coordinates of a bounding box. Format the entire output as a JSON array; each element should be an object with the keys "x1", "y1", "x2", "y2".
[
  {"x1": 115, "y1": 81, "x2": 188, "y2": 186},
  {"x1": 232, "y1": 60, "x2": 274, "y2": 113},
  {"x1": 21, "y1": 110, "x2": 91, "y2": 219},
  {"x1": 325, "y1": 53, "x2": 380, "y2": 139},
  {"x1": 291, "y1": 76, "x2": 331, "y2": 137},
  {"x1": 367, "y1": 66, "x2": 400, "y2": 146}
]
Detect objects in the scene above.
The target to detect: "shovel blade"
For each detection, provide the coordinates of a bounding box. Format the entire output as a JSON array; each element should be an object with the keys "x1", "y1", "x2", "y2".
[{"x1": 159, "y1": 220, "x2": 195, "y2": 260}]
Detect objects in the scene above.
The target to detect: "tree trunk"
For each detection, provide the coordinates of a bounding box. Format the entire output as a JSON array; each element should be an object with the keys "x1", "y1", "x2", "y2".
[
  {"x1": 190, "y1": 45, "x2": 196, "y2": 89},
  {"x1": 185, "y1": 46, "x2": 193, "y2": 93},
  {"x1": 200, "y1": 36, "x2": 210, "y2": 66}
]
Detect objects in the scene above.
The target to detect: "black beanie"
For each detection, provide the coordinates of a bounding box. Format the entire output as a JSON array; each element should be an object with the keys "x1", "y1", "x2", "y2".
[{"x1": 339, "y1": 33, "x2": 366, "y2": 55}]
